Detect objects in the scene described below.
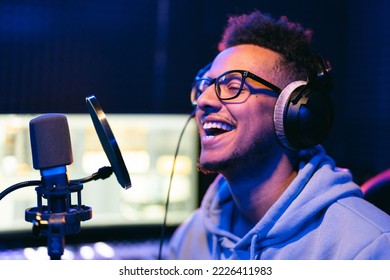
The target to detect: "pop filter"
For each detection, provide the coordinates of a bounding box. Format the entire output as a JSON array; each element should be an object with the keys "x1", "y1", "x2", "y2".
[{"x1": 85, "y1": 95, "x2": 132, "y2": 189}]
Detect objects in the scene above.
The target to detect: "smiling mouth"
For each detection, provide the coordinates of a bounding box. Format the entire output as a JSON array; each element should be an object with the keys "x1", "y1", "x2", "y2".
[{"x1": 203, "y1": 121, "x2": 234, "y2": 136}]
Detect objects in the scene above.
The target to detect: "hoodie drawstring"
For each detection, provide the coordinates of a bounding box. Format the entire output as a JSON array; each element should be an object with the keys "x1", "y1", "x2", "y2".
[
  {"x1": 212, "y1": 235, "x2": 219, "y2": 259},
  {"x1": 250, "y1": 234, "x2": 258, "y2": 260}
]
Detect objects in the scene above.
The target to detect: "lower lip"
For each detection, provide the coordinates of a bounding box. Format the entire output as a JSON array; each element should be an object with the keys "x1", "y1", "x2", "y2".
[
  {"x1": 201, "y1": 135, "x2": 216, "y2": 143},
  {"x1": 201, "y1": 132, "x2": 231, "y2": 145}
]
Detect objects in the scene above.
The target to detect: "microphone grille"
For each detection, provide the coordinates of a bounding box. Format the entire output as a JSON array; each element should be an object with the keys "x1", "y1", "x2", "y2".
[{"x1": 29, "y1": 113, "x2": 73, "y2": 170}]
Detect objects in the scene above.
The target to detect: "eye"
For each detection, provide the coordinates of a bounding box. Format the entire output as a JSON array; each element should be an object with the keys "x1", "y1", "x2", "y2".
[{"x1": 219, "y1": 74, "x2": 242, "y2": 94}]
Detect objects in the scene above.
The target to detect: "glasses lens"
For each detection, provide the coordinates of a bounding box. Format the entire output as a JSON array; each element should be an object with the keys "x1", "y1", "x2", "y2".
[
  {"x1": 216, "y1": 72, "x2": 244, "y2": 100},
  {"x1": 191, "y1": 78, "x2": 211, "y2": 104},
  {"x1": 190, "y1": 85, "x2": 199, "y2": 105}
]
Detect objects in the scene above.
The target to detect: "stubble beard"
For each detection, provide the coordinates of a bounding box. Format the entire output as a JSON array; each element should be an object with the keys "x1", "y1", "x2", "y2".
[{"x1": 197, "y1": 138, "x2": 272, "y2": 176}]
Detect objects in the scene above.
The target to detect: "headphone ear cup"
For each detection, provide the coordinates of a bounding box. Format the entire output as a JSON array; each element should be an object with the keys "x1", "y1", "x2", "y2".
[
  {"x1": 274, "y1": 80, "x2": 334, "y2": 150},
  {"x1": 274, "y1": 80, "x2": 307, "y2": 150}
]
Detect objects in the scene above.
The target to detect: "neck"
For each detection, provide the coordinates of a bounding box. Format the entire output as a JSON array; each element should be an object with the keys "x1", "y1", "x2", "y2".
[{"x1": 224, "y1": 152, "x2": 298, "y2": 233}]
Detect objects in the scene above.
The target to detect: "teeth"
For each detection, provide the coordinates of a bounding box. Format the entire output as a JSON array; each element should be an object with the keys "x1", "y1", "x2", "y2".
[{"x1": 203, "y1": 121, "x2": 234, "y2": 131}]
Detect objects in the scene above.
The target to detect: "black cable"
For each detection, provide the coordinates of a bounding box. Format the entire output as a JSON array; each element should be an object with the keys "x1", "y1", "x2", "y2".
[
  {"x1": 0, "y1": 180, "x2": 41, "y2": 201},
  {"x1": 158, "y1": 111, "x2": 195, "y2": 260},
  {"x1": 0, "y1": 166, "x2": 113, "y2": 201},
  {"x1": 70, "y1": 166, "x2": 113, "y2": 184}
]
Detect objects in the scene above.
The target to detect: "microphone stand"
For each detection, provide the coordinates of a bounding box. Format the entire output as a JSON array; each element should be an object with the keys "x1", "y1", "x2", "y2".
[{"x1": 25, "y1": 178, "x2": 92, "y2": 260}]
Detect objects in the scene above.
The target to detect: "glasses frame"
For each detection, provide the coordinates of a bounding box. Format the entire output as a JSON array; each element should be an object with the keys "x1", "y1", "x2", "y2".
[{"x1": 191, "y1": 70, "x2": 281, "y2": 105}]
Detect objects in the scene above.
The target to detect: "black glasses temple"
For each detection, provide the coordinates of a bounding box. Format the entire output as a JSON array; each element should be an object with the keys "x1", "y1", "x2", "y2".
[{"x1": 246, "y1": 72, "x2": 281, "y2": 93}]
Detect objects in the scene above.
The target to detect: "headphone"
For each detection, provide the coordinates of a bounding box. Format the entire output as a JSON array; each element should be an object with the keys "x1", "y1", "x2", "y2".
[
  {"x1": 192, "y1": 54, "x2": 334, "y2": 151},
  {"x1": 273, "y1": 53, "x2": 334, "y2": 150}
]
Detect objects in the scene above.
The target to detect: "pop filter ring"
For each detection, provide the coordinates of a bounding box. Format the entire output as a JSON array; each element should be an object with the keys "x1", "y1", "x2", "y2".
[{"x1": 85, "y1": 95, "x2": 131, "y2": 189}]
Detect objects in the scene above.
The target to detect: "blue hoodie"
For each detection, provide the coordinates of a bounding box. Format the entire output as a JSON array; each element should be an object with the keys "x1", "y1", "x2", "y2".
[{"x1": 168, "y1": 146, "x2": 390, "y2": 259}]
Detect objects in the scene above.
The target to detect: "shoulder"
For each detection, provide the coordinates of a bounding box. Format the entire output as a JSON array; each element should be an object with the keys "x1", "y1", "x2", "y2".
[
  {"x1": 333, "y1": 196, "x2": 390, "y2": 233},
  {"x1": 326, "y1": 196, "x2": 390, "y2": 258}
]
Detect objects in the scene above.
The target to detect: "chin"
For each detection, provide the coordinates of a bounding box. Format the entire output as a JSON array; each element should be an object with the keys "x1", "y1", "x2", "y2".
[{"x1": 198, "y1": 156, "x2": 228, "y2": 174}]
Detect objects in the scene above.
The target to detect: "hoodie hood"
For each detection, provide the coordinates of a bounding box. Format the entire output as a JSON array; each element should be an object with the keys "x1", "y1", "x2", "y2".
[{"x1": 200, "y1": 145, "x2": 363, "y2": 259}]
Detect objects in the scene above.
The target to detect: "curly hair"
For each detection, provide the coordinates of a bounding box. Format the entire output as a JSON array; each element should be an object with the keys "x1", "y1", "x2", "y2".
[{"x1": 218, "y1": 10, "x2": 319, "y2": 80}]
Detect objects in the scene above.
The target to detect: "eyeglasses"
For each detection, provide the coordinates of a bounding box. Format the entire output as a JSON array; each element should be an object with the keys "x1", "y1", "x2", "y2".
[{"x1": 190, "y1": 70, "x2": 281, "y2": 105}]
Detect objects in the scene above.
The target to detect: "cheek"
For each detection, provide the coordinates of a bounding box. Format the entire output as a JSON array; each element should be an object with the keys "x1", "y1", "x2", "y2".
[
  {"x1": 247, "y1": 115, "x2": 275, "y2": 141},
  {"x1": 245, "y1": 97, "x2": 276, "y2": 130}
]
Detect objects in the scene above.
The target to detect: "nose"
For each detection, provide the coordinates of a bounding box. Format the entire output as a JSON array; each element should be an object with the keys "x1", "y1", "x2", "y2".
[{"x1": 196, "y1": 85, "x2": 222, "y2": 111}]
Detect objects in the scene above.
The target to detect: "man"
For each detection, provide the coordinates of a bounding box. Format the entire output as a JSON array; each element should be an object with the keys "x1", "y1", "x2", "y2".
[{"x1": 167, "y1": 10, "x2": 390, "y2": 259}]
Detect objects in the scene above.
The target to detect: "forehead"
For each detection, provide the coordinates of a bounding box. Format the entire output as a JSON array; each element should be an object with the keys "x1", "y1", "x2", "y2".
[{"x1": 210, "y1": 44, "x2": 282, "y2": 77}]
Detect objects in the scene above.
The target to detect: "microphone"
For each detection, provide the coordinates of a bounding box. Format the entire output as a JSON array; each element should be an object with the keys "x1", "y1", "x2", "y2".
[
  {"x1": 25, "y1": 113, "x2": 92, "y2": 260},
  {"x1": 29, "y1": 113, "x2": 73, "y2": 212}
]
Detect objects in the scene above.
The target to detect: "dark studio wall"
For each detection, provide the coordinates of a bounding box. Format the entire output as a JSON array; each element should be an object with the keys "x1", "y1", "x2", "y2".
[
  {"x1": 338, "y1": 1, "x2": 390, "y2": 184},
  {"x1": 0, "y1": 0, "x2": 389, "y2": 186}
]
